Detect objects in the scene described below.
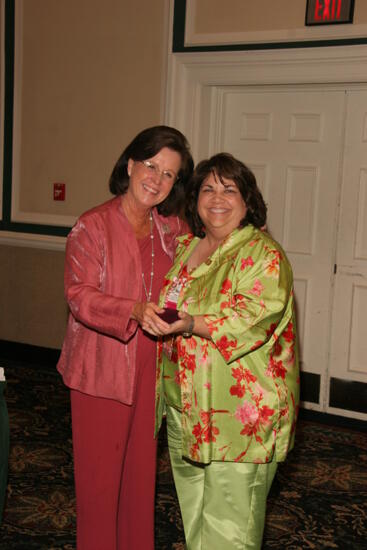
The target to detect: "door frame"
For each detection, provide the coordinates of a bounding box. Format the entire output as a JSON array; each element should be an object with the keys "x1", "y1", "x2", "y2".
[
  {"x1": 164, "y1": 45, "x2": 367, "y2": 161},
  {"x1": 164, "y1": 45, "x2": 367, "y2": 418}
]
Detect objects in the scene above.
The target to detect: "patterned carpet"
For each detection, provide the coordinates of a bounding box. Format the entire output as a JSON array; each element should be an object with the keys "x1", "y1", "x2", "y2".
[{"x1": 0, "y1": 358, "x2": 366, "y2": 549}]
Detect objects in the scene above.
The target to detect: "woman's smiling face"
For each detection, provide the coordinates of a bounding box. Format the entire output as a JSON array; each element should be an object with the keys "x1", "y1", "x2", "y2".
[
  {"x1": 126, "y1": 147, "x2": 182, "y2": 211},
  {"x1": 197, "y1": 171, "x2": 247, "y2": 237}
]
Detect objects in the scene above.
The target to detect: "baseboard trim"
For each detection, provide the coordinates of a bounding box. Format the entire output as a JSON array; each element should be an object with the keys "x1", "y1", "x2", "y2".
[
  {"x1": 300, "y1": 371, "x2": 320, "y2": 404},
  {"x1": 329, "y1": 377, "x2": 367, "y2": 415},
  {"x1": 298, "y1": 408, "x2": 366, "y2": 433},
  {"x1": 0, "y1": 339, "x2": 60, "y2": 365}
]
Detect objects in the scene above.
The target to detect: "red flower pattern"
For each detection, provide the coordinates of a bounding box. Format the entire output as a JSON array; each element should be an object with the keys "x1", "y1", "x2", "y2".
[
  {"x1": 266, "y1": 356, "x2": 287, "y2": 379},
  {"x1": 283, "y1": 322, "x2": 295, "y2": 343},
  {"x1": 220, "y1": 278, "x2": 232, "y2": 294},
  {"x1": 157, "y1": 227, "x2": 299, "y2": 464},
  {"x1": 235, "y1": 401, "x2": 274, "y2": 438},
  {"x1": 248, "y1": 279, "x2": 265, "y2": 296},
  {"x1": 191, "y1": 408, "x2": 228, "y2": 458},
  {"x1": 230, "y1": 365, "x2": 257, "y2": 398},
  {"x1": 240, "y1": 256, "x2": 254, "y2": 270},
  {"x1": 215, "y1": 335, "x2": 237, "y2": 361}
]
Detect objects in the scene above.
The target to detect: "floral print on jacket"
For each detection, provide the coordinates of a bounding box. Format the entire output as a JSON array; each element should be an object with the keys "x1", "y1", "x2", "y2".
[{"x1": 155, "y1": 224, "x2": 300, "y2": 464}]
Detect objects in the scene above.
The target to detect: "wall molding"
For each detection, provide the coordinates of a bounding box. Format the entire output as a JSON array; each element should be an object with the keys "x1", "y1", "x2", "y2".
[
  {"x1": 185, "y1": 0, "x2": 367, "y2": 48},
  {"x1": 0, "y1": 0, "x2": 75, "y2": 247},
  {"x1": 11, "y1": 1, "x2": 76, "y2": 229},
  {"x1": 175, "y1": 0, "x2": 367, "y2": 52},
  {"x1": 165, "y1": 45, "x2": 367, "y2": 162},
  {"x1": 0, "y1": 230, "x2": 66, "y2": 251}
]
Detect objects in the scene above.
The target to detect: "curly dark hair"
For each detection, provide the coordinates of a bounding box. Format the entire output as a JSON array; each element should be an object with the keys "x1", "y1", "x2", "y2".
[
  {"x1": 109, "y1": 125, "x2": 194, "y2": 217},
  {"x1": 185, "y1": 153, "x2": 267, "y2": 237}
]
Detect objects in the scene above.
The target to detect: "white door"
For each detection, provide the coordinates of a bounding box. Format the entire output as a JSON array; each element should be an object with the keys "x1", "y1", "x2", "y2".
[
  {"x1": 215, "y1": 88, "x2": 346, "y2": 410},
  {"x1": 328, "y1": 90, "x2": 367, "y2": 418}
]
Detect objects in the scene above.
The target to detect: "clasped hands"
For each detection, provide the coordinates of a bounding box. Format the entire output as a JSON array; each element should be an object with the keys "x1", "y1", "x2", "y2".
[{"x1": 132, "y1": 302, "x2": 192, "y2": 337}]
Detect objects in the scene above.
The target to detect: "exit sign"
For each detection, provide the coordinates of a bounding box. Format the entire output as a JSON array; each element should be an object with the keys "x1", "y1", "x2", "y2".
[{"x1": 305, "y1": 0, "x2": 355, "y2": 25}]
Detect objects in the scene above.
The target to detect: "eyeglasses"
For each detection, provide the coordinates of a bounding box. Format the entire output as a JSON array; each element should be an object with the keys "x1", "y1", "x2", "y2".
[{"x1": 139, "y1": 159, "x2": 179, "y2": 183}]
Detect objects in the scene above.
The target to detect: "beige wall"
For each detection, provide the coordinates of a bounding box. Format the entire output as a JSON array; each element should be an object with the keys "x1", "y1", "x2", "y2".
[
  {"x1": 353, "y1": 0, "x2": 367, "y2": 21},
  {"x1": 195, "y1": 0, "x2": 305, "y2": 33},
  {"x1": 0, "y1": 245, "x2": 67, "y2": 349},
  {"x1": 19, "y1": 0, "x2": 167, "y2": 217},
  {"x1": 194, "y1": 0, "x2": 367, "y2": 34},
  {"x1": 2, "y1": 0, "x2": 367, "y2": 350},
  {"x1": 1, "y1": 0, "x2": 167, "y2": 349}
]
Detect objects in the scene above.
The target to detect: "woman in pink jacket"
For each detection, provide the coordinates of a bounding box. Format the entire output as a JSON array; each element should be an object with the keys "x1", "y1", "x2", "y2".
[{"x1": 57, "y1": 126, "x2": 193, "y2": 550}]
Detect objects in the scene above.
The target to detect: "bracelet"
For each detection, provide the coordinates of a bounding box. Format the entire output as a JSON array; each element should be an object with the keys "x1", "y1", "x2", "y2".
[{"x1": 182, "y1": 315, "x2": 194, "y2": 338}]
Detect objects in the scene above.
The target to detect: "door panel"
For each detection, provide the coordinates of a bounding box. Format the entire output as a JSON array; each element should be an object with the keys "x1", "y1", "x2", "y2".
[
  {"x1": 329, "y1": 91, "x2": 367, "y2": 395},
  {"x1": 217, "y1": 89, "x2": 346, "y2": 407}
]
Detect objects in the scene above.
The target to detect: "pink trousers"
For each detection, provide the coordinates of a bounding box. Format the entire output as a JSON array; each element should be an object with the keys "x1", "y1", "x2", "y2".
[{"x1": 70, "y1": 365, "x2": 157, "y2": 549}]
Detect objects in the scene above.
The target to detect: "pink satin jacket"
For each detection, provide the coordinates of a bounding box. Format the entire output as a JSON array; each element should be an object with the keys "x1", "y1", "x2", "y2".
[{"x1": 57, "y1": 196, "x2": 187, "y2": 404}]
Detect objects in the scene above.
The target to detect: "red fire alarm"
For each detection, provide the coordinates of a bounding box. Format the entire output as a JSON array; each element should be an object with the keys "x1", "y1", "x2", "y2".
[{"x1": 53, "y1": 183, "x2": 66, "y2": 201}]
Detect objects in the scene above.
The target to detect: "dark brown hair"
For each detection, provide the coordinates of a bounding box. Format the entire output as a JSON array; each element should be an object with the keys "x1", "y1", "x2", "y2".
[
  {"x1": 109, "y1": 125, "x2": 194, "y2": 216},
  {"x1": 185, "y1": 153, "x2": 267, "y2": 237}
]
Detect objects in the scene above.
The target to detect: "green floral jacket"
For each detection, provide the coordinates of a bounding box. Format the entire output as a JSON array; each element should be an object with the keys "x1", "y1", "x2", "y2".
[{"x1": 155, "y1": 225, "x2": 300, "y2": 464}]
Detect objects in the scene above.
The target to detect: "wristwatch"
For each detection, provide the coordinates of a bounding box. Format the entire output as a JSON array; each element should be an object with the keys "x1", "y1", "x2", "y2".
[{"x1": 182, "y1": 315, "x2": 194, "y2": 338}]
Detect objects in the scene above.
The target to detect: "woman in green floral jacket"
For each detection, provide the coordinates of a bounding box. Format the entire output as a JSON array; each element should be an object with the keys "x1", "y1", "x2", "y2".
[{"x1": 153, "y1": 153, "x2": 300, "y2": 550}]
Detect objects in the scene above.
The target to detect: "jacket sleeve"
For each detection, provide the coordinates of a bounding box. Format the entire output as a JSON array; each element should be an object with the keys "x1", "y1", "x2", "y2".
[
  {"x1": 203, "y1": 239, "x2": 293, "y2": 364},
  {"x1": 64, "y1": 217, "x2": 139, "y2": 342}
]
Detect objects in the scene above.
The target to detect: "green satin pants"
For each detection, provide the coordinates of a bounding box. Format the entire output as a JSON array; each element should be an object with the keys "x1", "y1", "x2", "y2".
[{"x1": 166, "y1": 406, "x2": 277, "y2": 550}]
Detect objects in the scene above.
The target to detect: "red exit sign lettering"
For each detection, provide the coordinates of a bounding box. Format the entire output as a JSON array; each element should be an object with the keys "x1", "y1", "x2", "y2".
[{"x1": 305, "y1": 0, "x2": 354, "y2": 25}]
